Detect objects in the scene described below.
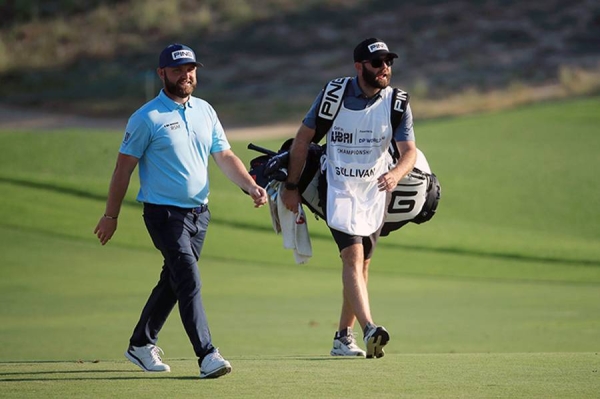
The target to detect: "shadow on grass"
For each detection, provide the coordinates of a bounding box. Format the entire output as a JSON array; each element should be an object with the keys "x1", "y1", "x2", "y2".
[
  {"x1": 0, "y1": 361, "x2": 203, "y2": 382},
  {"x1": 0, "y1": 376, "x2": 201, "y2": 382},
  {"x1": 0, "y1": 176, "x2": 139, "y2": 208},
  {"x1": 2, "y1": 175, "x2": 600, "y2": 268}
]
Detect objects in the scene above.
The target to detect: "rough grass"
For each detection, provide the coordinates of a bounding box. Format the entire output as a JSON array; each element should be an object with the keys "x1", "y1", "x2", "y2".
[{"x1": 1, "y1": 0, "x2": 599, "y2": 125}]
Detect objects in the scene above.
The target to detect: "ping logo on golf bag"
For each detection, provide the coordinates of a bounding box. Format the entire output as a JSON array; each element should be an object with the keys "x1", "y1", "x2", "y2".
[
  {"x1": 318, "y1": 77, "x2": 348, "y2": 120},
  {"x1": 393, "y1": 90, "x2": 408, "y2": 113}
]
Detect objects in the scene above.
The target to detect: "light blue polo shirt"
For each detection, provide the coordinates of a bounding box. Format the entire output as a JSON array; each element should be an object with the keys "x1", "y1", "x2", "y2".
[
  {"x1": 120, "y1": 89, "x2": 230, "y2": 208},
  {"x1": 302, "y1": 77, "x2": 415, "y2": 142}
]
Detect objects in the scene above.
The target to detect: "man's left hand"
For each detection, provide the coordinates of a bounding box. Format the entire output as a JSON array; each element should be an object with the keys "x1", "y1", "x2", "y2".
[{"x1": 248, "y1": 185, "x2": 268, "y2": 207}]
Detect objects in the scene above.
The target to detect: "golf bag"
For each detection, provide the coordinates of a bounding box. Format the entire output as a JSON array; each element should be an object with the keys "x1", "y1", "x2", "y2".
[{"x1": 247, "y1": 140, "x2": 441, "y2": 236}]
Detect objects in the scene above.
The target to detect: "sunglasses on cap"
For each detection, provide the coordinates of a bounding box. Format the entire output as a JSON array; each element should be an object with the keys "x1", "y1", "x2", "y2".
[{"x1": 362, "y1": 58, "x2": 394, "y2": 68}]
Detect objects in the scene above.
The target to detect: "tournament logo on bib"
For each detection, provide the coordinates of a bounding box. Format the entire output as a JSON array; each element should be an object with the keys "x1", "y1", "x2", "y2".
[{"x1": 331, "y1": 130, "x2": 353, "y2": 144}]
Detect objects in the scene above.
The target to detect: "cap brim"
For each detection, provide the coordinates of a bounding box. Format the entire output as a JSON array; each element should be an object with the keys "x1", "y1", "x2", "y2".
[
  {"x1": 367, "y1": 51, "x2": 398, "y2": 60},
  {"x1": 161, "y1": 60, "x2": 204, "y2": 68}
]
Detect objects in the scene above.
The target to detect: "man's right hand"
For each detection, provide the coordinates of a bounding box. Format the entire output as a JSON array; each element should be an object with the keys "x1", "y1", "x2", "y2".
[
  {"x1": 281, "y1": 187, "x2": 302, "y2": 213},
  {"x1": 281, "y1": 123, "x2": 316, "y2": 213}
]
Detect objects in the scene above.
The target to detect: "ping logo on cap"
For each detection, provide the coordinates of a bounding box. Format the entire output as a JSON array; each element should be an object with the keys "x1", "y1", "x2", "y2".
[
  {"x1": 172, "y1": 50, "x2": 195, "y2": 61},
  {"x1": 368, "y1": 42, "x2": 388, "y2": 53}
]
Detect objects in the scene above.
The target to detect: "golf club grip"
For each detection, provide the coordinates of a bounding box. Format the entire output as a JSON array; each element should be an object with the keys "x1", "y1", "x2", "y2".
[{"x1": 247, "y1": 143, "x2": 278, "y2": 156}]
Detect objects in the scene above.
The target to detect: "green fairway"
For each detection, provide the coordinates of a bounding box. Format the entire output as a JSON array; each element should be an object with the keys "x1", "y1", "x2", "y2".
[
  {"x1": 1, "y1": 353, "x2": 598, "y2": 398},
  {"x1": 1, "y1": 97, "x2": 599, "y2": 398}
]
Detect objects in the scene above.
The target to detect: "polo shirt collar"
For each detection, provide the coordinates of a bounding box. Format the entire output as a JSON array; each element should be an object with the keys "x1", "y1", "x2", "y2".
[
  {"x1": 158, "y1": 89, "x2": 193, "y2": 110},
  {"x1": 350, "y1": 76, "x2": 383, "y2": 100}
]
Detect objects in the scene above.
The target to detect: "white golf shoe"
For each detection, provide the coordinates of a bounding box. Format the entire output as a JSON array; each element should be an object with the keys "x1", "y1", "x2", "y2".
[
  {"x1": 330, "y1": 328, "x2": 366, "y2": 357},
  {"x1": 200, "y1": 348, "x2": 232, "y2": 379},
  {"x1": 125, "y1": 344, "x2": 171, "y2": 372},
  {"x1": 363, "y1": 323, "x2": 390, "y2": 359}
]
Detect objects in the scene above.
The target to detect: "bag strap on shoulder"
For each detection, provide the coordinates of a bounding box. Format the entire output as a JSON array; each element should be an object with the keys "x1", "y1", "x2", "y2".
[
  {"x1": 388, "y1": 88, "x2": 411, "y2": 162},
  {"x1": 390, "y1": 88, "x2": 409, "y2": 131},
  {"x1": 313, "y1": 77, "x2": 351, "y2": 143}
]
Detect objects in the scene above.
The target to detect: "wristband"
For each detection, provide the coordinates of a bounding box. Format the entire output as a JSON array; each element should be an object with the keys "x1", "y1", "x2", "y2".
[
  {"x1": 103, "y1": 214, "x2": 118, "y2": 220},
  {"x1": 285, "y1": 182, "x2": 299, "y2": 191}
]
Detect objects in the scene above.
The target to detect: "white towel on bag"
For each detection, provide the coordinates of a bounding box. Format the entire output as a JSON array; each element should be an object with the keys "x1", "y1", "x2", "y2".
[{"x1": 267, "y1": 181, "x2": 312, "y2": 264}]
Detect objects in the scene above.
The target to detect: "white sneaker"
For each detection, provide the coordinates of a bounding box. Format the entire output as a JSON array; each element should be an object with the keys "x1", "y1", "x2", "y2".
[
  {"x1": 125, "y1": 344, "x2": 171, "y2": 372},
  {"x1": 363, "y1": 324, "x2": 390, "y2": 359},
  {"x1": 330, "y1": 328, "x2": 366, "y2": 357},
  {"x1": 200, "y1": 348, "x2": 232, "y2": 379}
]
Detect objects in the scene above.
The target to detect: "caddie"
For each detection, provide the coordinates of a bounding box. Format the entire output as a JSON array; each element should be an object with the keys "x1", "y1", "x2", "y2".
[{"x1": 281, "y1": 37, "x2": 417, "y2": 359}]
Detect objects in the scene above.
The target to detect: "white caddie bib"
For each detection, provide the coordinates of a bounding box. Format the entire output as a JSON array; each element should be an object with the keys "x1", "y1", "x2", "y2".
[{"x1": 324, "y1": 88, "x2": 394, "y2": 235}]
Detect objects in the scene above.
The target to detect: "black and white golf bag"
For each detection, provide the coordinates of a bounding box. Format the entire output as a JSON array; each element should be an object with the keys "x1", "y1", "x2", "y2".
[{"x1": 248, "y1": 140, "x2": 441, "y2": 237}]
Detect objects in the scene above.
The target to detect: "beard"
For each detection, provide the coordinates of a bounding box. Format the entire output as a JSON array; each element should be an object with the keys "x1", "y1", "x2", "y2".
[
  {"x1": 164, "y1": 74, "x2": 196, "y2": 99},
  {"x1": 362, "y1": 67, "x2": 392, "y2": 89}
]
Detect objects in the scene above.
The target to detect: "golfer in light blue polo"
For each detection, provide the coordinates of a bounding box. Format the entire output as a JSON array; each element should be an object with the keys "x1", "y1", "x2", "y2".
[{"x1": 94, "y1": 43, "x2": 267, "y2": 379}]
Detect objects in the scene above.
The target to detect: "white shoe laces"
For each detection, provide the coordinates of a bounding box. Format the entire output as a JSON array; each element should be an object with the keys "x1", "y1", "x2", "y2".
[
  {"x1": 206, "y1": 348, "x2": 223, "y2": 361},
  {"x1": 150, "y1": 345, "x2": 165, "y2": 363},
  {"x1": 338, "y1": 332, "x2": 360, "y2": 348},
  {"x1": 347, "y1": 333, "x2": 361, "y2": 348}
]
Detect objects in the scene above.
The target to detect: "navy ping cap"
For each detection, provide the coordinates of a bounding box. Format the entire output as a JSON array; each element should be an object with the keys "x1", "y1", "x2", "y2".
[{"x1": 159, "y1": 43, "x2": 204, "y2": 68}]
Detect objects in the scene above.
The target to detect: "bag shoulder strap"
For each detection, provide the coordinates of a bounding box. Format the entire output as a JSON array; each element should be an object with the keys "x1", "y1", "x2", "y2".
[
  {"x1": 388, "y1": 88, "x2": 410, "y2": 161},
  {"x1": 313, "y1": 77, "x2": 351, "y2": 143},
  {"x1": 391, "y1": 88, "x2": 410, "y2": 131}
]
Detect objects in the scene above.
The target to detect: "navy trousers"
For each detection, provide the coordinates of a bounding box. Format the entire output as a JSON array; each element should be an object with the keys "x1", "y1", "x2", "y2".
[{"x1": 129, "y1": 203, "x2": 214, "y2": 360}]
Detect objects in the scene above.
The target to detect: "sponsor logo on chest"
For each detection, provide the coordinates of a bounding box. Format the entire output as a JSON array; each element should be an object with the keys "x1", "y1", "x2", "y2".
[
  {"x1": 163, "y1": 121, "x2": 181, "y2": 131},
  {"x1": 359, "y1": 136, "x2": 385, "y2": 144}
]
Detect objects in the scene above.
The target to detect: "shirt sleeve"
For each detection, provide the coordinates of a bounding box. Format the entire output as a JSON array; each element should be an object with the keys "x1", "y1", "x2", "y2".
[
  {"x1": 120, "y1": 112, "x2": 151, "y2": 158},
  {"x1": 301, "y1": 90, "x2": 325, "y2": 130},
  {"x1": 208, "y1": 105, "x2": 231, "y2": 154},
  {"x1": 393, "y1": 103, "x2": 415, "y2": 142}
]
